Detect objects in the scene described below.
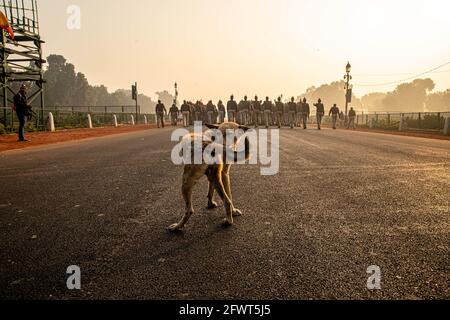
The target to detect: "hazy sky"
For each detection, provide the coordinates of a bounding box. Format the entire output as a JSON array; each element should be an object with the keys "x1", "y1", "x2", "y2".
[{"x1": 38, "y1": 0, "x2": 450, "y2": 101}]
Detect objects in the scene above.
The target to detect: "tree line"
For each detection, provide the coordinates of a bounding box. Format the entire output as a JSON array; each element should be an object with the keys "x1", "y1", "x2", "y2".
[
  {"x1": 41, "y1": 54, "x2": 176, "y2": 114},
  {"x1": 39, "y1": 54, "x2": 449, "y2": 114},
  {"x1": 300, "y1": 78, "x2": 450, "y2": 113}
]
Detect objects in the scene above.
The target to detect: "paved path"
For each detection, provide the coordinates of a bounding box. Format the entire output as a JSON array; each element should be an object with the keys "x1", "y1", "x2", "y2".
[{"x1": 0, "y1": 128, "x2": 449, "y2": 299}]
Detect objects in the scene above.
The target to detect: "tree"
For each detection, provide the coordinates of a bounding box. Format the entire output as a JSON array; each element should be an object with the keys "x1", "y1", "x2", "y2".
[
  {"x1": 43, "y1": 55, "x2": 70, "y2": 105},
  {"x1": 382, "y1": 78, "x2": 435, "y2": 112},
  {"x1": 156, "y1": 90, "x2": 176, "y2": 108},
  {"x1": 71, "y1": 72, "x2": 90, "y2": 106},
  {"x1": 426, "y1": 89, "x2": 450, "y2": 112},
  {"x1": 298, "y1": 81, "x2": 362, "y2": 110},
  {"x1": 41, "y1": 54, "x2": 158, "y2": 113},
  {"x1": 361, "y1": 93, "x2": 388, "y2": 112}
]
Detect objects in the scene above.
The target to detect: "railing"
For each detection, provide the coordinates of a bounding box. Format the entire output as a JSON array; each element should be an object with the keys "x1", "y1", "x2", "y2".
[
  {"x1": 2, "y1": 107, "x2": 449, "y2": 135},
  {"x1": 307, "y1": 111, "x2": 450, "y2": 133},
  {"x1": 0, "y1": 106, "x2": 158, "y2": 133}
]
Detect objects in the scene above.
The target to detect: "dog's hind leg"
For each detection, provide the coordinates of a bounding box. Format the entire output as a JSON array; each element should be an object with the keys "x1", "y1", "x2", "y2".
[
  {"x1": 207, "y1": 182, "x2": 218, "y2": 209},
  {"x1": 209, "y1": 171, "x2": 234, "y2": 226},
  {"x1": 222, "y1": 166, "x2": 242, "y2": 217}
]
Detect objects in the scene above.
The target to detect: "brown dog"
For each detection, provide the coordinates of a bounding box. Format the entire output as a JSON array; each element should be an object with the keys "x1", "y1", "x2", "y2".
[{"x1": 168, "y1": 122, "x2": 250, "y2": 231}]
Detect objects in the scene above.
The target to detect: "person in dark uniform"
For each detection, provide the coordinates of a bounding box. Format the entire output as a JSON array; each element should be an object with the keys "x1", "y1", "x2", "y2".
[
  {"x1": 275, "y1": 97, "x2": 284, "y2": 129},
  {"x1": 194, "y1": 101, "x2": 203, "y2": 123},
  {"x1": 238, "y1": 96, "x2": 250, "y2": 125},
  {"x1": 227, "y1": 95, "x2": 238, "y2": 123},
  {"x1": 301, "y1": 98, "x2": 310, "y2": 129},
  {"x1": 283, "y1": 99, "x2": 290, "y2": 126},
  {"x1": 252, "y1": 96, "x2": 262, "y2": 127},
  {"x1": 180, "y1": 100, "x2": 190, "y2": 127},
  {"x1": 217, "y1": 100, "x2": 226, "y2": 124},
  {"x1": 206, "y1": 100, "x2": 216, "y2": 124},
  {"x1": 288, "y1": 97, "x2": 297, "y2": 129},
  {"x1": 314, "y1": 99, "x2": 325, "y2": 130},
  {"x1": 262, "y1": 97, "x2": 273, "y2": 128},
  {"x1": 329, "y1": 104, "x2": 340, "y2": 130},
  {"x1": 13, "y1": 84, "x2": 31, "y2": 142},
  {"x1": 169, "y1": 102, "x2": 179, "y2": 126},
  {"x1": 348, "y1": 107, "x2": 357, "y2": 130},
  {"x1": 188, "y1": 101, "x2": 195, "y2": 125},
  {"x1": 155, "y1": 100, "x2": 167, "y2": 128}
]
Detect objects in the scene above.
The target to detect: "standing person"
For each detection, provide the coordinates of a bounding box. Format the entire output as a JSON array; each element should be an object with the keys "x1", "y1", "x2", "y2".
[
  {"x1": 188, "y1": 102, "x2": 194, "y2": 126},
  {"x1": 272, "y1": 99, "x2": 278, "y2": 127},
  {"x1": 206, "y1": 100, "x2": 215, "y2": 124},
  {"x1": 296, "y1": 99, "x2": 304, "y2": 127},
  {"x1": 263, "y1": 97, "x2": 273, "y2": 128},
  {"x1": 213, "y1": 102, "x2": 219, "y2": 124},
  {"x1": 180, "y1": 100, "x2": 190, "y2": 127},
  {"x1": 217, "y1": 100, "x2": 226, "y2": 124},
  {"x1": 314, "y1": 99, "x2": 325, "y2": 130},
  {"x1": 237, "y1": 97, "x2": 243, "y2": 124},
  {"x1": 288, "y1": 97, "x2": 297, "y2": 129},
  {"x1": 283, "y1": 99, "x2": 290, "y2": 127},
  {"x1": 275, "y1": 97, "x2": 284, "y2": 129},
  {"x1": 252, "y1": 96, "x2": 262, "y2": 127},
  {"x1": 348, "y1": 107, "x2": 357, "y2": 130},
  {"x1": 155, "y1": 100, "x2": 167, "y2": 128},
  {"x1": 329, "y1": 104, "x2": 340, "y2": 130},
  {"x1": 13, "y1": 84, "x2": 31, "y2": 142},
  {"x1": 238, "y1": 96, "x2": 250, "y2": 125},
  {"x1": 169, "y1": 102, "x2": 179, "y2": 126},
  {"x1": 227, "y1": 95, "x2": 238, "y2": 123},
  {"x1": 201, "y1": 102, "x2": 208, "y2": 123},
  {"x1": 194, "y1": 101, "x2": 202, "y2": 122},
  {"x1": 301, "y1": 98, "x2": 310, "y2": 129}
]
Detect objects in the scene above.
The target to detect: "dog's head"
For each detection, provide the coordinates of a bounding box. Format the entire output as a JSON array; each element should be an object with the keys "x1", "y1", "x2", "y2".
[{"x1": 205, "y1": 122, "x2": 250, "y2": 148}]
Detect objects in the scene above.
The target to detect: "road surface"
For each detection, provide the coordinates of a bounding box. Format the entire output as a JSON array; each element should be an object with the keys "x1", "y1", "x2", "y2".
[{"x1": 0, "y1": 127, "x2": 449, "y2": 300}]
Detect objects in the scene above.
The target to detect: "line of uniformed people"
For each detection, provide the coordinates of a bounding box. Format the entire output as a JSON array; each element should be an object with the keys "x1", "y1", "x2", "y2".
[{"x1": 156, "y1": 95, "x2": 357, "y2": 130}]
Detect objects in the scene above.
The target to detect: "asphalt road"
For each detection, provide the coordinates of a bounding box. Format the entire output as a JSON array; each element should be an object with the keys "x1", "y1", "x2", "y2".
[{"x1": 0, "y1": 127, "x2": 449, "y2": 300}]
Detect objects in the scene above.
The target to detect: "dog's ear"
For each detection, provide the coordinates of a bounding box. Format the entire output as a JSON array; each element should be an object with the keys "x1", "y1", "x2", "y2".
[
  {"x1": 205, "y1": 123, "x2": 220, "y2": 130},
  {"x1": 238, "y1": 125, "x2": 251, "y2": 132}
]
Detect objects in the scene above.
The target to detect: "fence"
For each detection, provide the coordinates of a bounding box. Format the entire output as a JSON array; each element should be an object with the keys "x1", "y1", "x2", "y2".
[
  {"x1": 307, "y1": 111, "x2": 450, "y2": 133},
  {"x1": 2, "y1": 107, "x2": 449, "y2": 135},
  {"x1": 0, "y1": 106, "x2": 158, "y2": 133}
]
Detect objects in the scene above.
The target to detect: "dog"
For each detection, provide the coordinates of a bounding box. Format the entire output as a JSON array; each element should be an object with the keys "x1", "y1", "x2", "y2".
[{"x1": 168, "y1": 122, "x2": 251, "y2": 231}]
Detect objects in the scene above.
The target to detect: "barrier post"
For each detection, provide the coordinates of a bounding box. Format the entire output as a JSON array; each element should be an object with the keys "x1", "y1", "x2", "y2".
[
  {"x1": 444, "y1": 117, "x2": 450, "y2": 136},
  {"x1": 113, "y1": 114, "x2": 118, "y2": 127},
  {"x1": 47, "y1": 112, "x2": 55, "y2": 132},
  {"x1": 87, "y1": 114, "x2": 93, "y2": 129}
]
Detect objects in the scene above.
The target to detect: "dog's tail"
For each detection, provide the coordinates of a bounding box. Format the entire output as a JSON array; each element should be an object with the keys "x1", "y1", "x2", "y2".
[{"x1": 233, "y1": 138, "x2": 250, "y2": 163}]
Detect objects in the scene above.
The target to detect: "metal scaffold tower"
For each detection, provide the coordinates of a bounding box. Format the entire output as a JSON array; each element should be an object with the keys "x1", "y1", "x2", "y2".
[{"x1": 0, "y1": 0, "x2": 45, "y2": 128}]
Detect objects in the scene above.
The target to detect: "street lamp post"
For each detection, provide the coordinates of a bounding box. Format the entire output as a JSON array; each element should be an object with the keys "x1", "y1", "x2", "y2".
[
  {"x1": 344, "y1": 62, "x2": 352, "y2": 119},
  {"x1": 174, "y1": 82, "x2": 178, "y2": 106},
  {"x1": 132, "y1": 82, "x2": 139, "y2": 122}
]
